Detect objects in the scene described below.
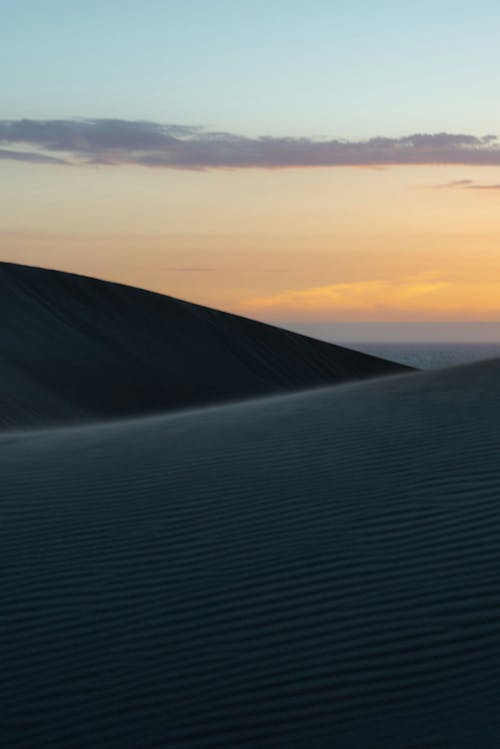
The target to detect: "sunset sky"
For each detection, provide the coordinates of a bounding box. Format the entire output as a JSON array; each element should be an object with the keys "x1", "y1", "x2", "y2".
[{"x1": 3, "y1": 0, "x2": 500, "y2": 335}]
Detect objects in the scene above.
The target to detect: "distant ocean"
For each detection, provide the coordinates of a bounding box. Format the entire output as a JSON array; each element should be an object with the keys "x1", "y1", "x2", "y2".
[
  {"x1": 345, "y1": 342, "x2": 500, "y2": 369},
  {"x1": 279, "y1": 323, "x2": 500, "y2": 369}
]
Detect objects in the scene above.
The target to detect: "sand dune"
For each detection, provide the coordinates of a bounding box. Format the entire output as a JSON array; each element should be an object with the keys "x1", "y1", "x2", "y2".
[
  {"x1": 3, "y1": 354, "x2": 500, "y2": 747},
  {"x1": 0, "y1": 262, "x2": 409, "y2": 428},
  {"x1": 2, "y1": 263, "x2": 499, "y2": 747}
]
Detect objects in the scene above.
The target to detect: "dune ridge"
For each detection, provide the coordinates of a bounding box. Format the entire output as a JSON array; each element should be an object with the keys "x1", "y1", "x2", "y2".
[
  {"x1": 0, "y1": 262, "x2": 410, "y2": 428},
  {"x1": 3, "y1": 355, "x2": 500, "y2": 746}
]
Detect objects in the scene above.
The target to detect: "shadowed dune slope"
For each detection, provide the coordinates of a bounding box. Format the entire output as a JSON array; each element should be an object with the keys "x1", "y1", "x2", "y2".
[
  {"x1": 3, "y1": 358, "x2": 500, "y2": 747},
  {"x1": 0, "y1": 262, "x2": 410, "y2": 427}
]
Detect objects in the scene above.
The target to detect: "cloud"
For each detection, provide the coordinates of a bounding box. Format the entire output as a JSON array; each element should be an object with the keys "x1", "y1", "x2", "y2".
[
  {"x1": 1, "y1": 119, "x2": 500, "y2": 170},
  {"x1": 238, "y1": 275, "x2": 451, "y2": 313},
  {"x1": 0, "y1": 147, "x2": 68, "y2": 164},
  {"x1": 467, "y1": 183, "x2": 500, "y2": 190},
  {"x1": 154, "y1": 267, "x2": 216, "y2": 272},
  {"x1": 436, "y1": 178, "x2": 500, "y2": 190},
  {"x1": 436, "y1": 179, "x2": 475, "y2": 188}
]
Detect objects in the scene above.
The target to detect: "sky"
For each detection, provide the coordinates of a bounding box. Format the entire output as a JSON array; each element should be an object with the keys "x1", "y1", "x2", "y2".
[{"x1": 2, "y1": 0, "x2": 500, "y2": 338}]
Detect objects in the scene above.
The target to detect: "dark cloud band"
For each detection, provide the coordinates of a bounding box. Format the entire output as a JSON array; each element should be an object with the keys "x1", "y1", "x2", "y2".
[{"x1": 0, "y1": 119, "x2": 499, "y2": 169}]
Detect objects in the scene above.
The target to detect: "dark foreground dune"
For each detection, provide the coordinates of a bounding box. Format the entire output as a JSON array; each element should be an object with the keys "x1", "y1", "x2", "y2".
[
  {"x1": 3, "y1": 355, "x2": 500, "y2": 747},
  {"x1": 0, "y1": 262, "x2": 409, "y2": 428}
]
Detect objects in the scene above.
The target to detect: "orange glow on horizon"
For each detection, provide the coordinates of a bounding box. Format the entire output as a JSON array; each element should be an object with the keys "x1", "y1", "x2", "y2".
[
  {"x1": 235, "y1": 276, "x2": 500, "y2": 323},
  {"x1": 3, "y1": 162, "x2": 500, "y2": 323}
]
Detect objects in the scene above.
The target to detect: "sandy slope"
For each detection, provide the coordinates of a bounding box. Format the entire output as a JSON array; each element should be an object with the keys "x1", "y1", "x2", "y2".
[
  {"x1": 0, "y1": 262, "x2": 409, "y2": 428},
  {"x1": 3, "y1": 357, "x2": 500, "y2": 747}
]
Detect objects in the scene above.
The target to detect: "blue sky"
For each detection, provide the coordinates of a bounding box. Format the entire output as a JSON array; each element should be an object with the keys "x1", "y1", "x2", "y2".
[{"x1": 3, "y1": 0, "x2": 500, "y2": 138}]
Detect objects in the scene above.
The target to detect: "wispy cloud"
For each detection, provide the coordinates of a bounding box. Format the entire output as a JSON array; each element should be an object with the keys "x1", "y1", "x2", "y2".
[
  {"x1": 239, "y1": 275, "x2": 451, "y2": 313},
  {"x1": 436, "y1": 178, "x2": 500, "y2": 190},
  {"x1": 154, "y1": 267, "x2": 216, "y2": 272},
  {"x1": 0, "y1": 147, "x2": 68, "y2": 164},
  {"x1": 436, "y1": 179, "x2": 475, "y2": 188},
  {"x1": 467, "y1": 183, "x2": 500, "y2": 190},
  {"x1": 1, "y1": 119, "x2": 500, "y2": 170}
]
